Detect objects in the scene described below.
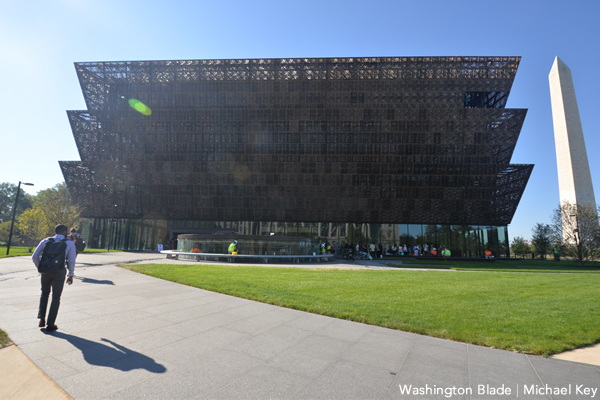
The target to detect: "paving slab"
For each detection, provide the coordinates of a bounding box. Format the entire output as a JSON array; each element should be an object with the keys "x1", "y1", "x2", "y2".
[
  {"x1": 0, "y1": 344, "x2": 71, "y2": 400},
  {"x1": 552, "y1": 342, "x2": 600, "y2": 366},
  {"x1": 1, "y1": 252, "x2": 599, "y2": 399}
]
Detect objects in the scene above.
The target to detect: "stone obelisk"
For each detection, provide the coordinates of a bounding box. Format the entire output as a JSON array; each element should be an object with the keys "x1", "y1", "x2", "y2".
[{"x1": 549, "y1": 56, "x2": 596, "y2": 209}]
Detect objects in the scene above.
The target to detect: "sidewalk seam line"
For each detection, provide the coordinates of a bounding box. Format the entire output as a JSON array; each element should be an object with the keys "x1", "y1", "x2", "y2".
[
  {"x1": 384, "y1": 331, "x2": 416, "y2": 399},
  {"x1": 467, "y1": 344, "x2": 472, "y2": 400},
  {"x1": 526, "y1": 355, "x2": 553, "y2": 400}
]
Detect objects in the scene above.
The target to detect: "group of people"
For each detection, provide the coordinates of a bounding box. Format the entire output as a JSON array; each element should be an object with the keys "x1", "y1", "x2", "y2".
[
  {"x1": 31, "y1": 225, "x2": 84, "y2": 332},
  {"x1": 341, "y1": 242, "x2": 381, "y2": 260},
  {"x1": 384, "y1": 243, "x2": 451, "y2": 257},
  {"x1": 339, "y1": 241, "x2": 452, "y2": 260},
  {"x1": 320, "y1": 242, "x2": 336, "y2": 255}
]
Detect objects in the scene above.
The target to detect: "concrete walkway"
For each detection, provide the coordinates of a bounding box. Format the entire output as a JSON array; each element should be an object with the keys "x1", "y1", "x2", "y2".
[{"x1": 0, "y1": 252, "x2": 598, "y2": 399}]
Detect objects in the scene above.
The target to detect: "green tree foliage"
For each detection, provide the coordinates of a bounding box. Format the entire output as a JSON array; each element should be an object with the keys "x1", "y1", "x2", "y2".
[
  {"x1": 0, "y1": 182, "x2": 83, "y2": 246},
  {"x1": 550, "y1": 201, "x2": 600, "y2": 265},
  {"x1": 33, "y1": 183, "x2": 81, "y2": 234},
  {"x1": 510, "y1": 236, "x2": 530, "y2": 258},
  {"x1": 18, "y1": 207, "x2": 49, "y2": 246},
  {"x1": 531, "y1": 223, "x2": 552, "y2": 260},
  {"x1": 0, "y1": 221, "x2": 21, "y2": 244},
  {"x1": 0, "y1": 182, "x2": 33, "y2": 223}
]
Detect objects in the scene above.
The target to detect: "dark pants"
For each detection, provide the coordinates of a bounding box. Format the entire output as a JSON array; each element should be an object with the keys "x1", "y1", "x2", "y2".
[{"x1": 38, "y1": 268, "x2": 66, "y2": 326}]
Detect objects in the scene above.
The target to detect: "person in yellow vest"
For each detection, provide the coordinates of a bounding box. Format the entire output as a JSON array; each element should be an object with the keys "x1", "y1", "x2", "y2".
[
  {"x1": 553, "y1": 245, "x2": 561, "y2": 261},
  {"x1": 228, "y1": 240, "x2": 238, "y2": 263},
  {"x1": 228, "y1": 240, "x2": 238, "y2": 254},
  {"x1": 441, "y1": 246, "x2": 451, "y2": 259}
]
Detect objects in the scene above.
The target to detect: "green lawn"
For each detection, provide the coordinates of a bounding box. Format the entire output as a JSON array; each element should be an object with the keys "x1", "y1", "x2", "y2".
[
  {"x1": 388, "y1": 258, "x2": 600, "y2": 273},
  {"x1": 122, "y1": 263, "x2": 600, "y2": 356},
  {"x1": 82, "y1": 248, "x2": 122, "y2": 253},
  {"x1": 0, "y1": 246, "x2": 34, "y2": 259},
  {"x1": 0, "y1": 329, "x2": 12, "y2": 349}
]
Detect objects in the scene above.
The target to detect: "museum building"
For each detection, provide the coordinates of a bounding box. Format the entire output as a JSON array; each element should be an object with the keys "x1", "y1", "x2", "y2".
[{"x1": 60, "y1": 56, "x2": 533, "y2": 257}]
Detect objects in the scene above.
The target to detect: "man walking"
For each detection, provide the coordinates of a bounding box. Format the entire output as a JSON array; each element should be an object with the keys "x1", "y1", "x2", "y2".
[{"x1": 32, "y1": 224, "x2": 76, "y2": 332}]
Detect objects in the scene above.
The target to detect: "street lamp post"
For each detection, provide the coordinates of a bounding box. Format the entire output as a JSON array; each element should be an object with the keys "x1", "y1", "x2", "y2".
[
  {"x1": 573, "y1": 227, "x2": 582, "y2": 267},
  {"x1": 570, "y1": 213, "x2": 583, "y2": 267},
  {"x1": 107, "y1": 204, "x2": 117, "y2": 251},
  {"x1": 6, "y1": 181, "x2": 34, "y2": 255}
]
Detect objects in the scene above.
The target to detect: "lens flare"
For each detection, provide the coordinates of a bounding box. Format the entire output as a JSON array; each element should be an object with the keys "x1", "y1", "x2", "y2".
[{"x1": 128, "y1": 98, "x2": 152, "y2": 116}]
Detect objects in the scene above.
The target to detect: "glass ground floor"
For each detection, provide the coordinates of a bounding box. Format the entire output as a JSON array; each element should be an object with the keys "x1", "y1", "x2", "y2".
[{"x1": 80, "y1": 218, "x2": 510, "y2": 258}]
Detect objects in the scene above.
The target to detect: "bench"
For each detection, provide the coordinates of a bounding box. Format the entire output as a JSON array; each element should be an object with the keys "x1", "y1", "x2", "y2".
[{"x1": 160, "y1": 250, "x2": 333, "y2": 264}]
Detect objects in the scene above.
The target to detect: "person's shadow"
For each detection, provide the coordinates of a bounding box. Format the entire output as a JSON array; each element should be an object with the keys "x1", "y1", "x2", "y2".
[
  {"x1": 75, "y1": 276, "x2": 115, "y2": 285},
  {"x1": 50, "y1": 332, "x2": 166, "y2": 373}
]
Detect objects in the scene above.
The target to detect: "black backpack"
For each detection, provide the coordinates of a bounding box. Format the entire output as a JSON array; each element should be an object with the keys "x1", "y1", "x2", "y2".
[
  {"x1": 38, "y1": 238, "x2": 68, "y2": 274},
  {"x1": 75, "y1": 239, "x2": 86, "y2": 253}
]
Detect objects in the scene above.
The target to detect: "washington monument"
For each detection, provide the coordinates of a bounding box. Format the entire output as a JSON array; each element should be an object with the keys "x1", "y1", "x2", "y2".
[{"x1": 549, "y1": 56, "x2": 596, "y2": 208}]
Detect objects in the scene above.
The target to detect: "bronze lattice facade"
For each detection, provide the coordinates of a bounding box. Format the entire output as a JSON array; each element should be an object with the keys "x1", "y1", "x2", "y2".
[{"x1": 60, "y1": 57, "x2": 532, "y2": 255}]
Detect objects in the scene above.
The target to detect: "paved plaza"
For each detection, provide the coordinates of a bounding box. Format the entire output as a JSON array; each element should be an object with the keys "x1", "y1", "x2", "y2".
[{"x1": 0, "y1": 252, "x2": 598, "y2": 399}]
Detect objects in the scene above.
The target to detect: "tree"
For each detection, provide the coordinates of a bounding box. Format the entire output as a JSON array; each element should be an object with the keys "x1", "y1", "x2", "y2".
[
  {"x1": 0, "y1": 182, "x2": 34, "y2": 223},
  {"x1": 33, "y1": 183, "x2": 81, "y2": 234},
  {"x1": 529, "y1": 242, "x2": 538, "y2": 259},
  {"x1": 550, "y1": 201, "x2": 600, "y2": 265},
  {"x1": 18, "y1": 207, "x2": 49, "y2": 247},
  {"x1": 531, "y1": 223, "x2": 552, "y2": 260},
  {"x1": 510, "y1": 236, "x2": 530, "y2": 259},
  {"x1": 0, "y1": 221, "x2": 21, "y2": 245}
]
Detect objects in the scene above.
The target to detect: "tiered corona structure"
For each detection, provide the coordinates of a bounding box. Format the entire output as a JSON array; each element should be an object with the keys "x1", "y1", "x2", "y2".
[{"x1": 61, "y1": 57, "x2": 532, "y2": 256}]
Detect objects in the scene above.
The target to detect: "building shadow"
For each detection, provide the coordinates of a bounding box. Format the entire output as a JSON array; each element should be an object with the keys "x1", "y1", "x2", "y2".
[
  {"x1": 49, "y1": 331, "x2": 166, "y2": 373},
  {"x1": 75, "y1": 276, "x2": 115, "y2": 285}
]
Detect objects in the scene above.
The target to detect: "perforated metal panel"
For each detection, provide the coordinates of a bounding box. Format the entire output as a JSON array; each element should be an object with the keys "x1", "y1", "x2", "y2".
[{"x1": 61, "y1": 56, "x2": 532, "y2": 226}]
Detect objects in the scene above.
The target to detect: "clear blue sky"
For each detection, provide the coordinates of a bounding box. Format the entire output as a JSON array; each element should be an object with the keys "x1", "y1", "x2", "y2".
[{"x1": 1, "y1": 0, "x2": 598, "y2": 241}]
